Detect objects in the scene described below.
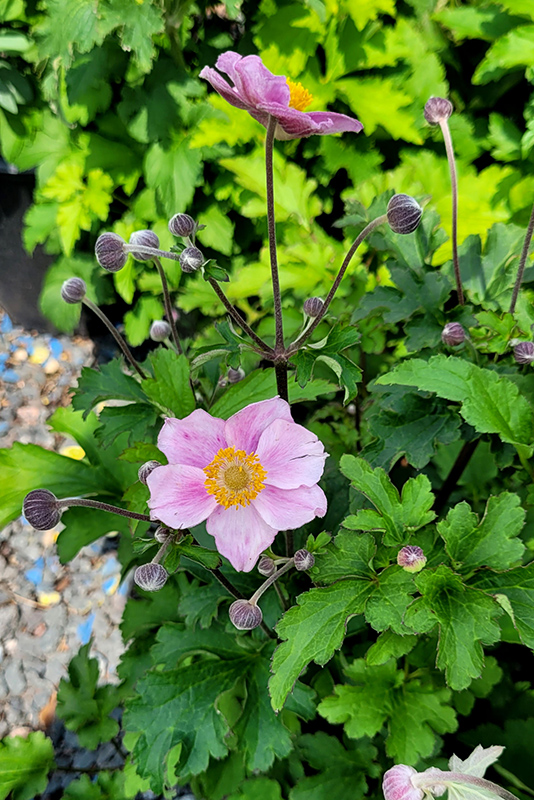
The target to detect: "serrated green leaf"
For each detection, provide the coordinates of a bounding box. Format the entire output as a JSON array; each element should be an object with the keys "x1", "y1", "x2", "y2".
[
  {"x1": 0, "y1": 731, "x2": 55, "y2": 800},
  {"x1": 228, "y1": 778, "x2": 283, "y2": 800},
  {"x1": 472, "y1": 563, "x2": 534, "y2": 649},
  {"x1": 352, "y1": 267, "x2": 452, "y2": 325},
  {"x1": 39, "y1": 254, "x2": 113, "y2": 333},
  {"x1": 144, "y1": 138, "x2": 203, "y2": 217},
  {"x1": 95, "y1": 403, "x2": 160, "y2": 449},
  {"x1": 142, "y1": 348, "x2": 195, "y2": 418},
  {"x1": 178, "y1": 580, "x2": 227, "y2": 628},
  {"x1": 72, "y1": 358, "x2": 148, "y2": 418},
  {"x1": 366, "y1": 630, "x2": 418, "y2": 666},
  {"x1": 57, "y1": 504, "x2": 132, "y2": 563},
  {"x1": 198, "y1": 205, "x2": 235, "y2": 257},
  {"x1": 123, "y1": 295, "x2": 165, "y2": 346},
  {"x1": 364, "y1": 566, "x2": 417, "y2": 634},
  {"x1": 434, "y1": 6, "x2": 520, "y2": 42},
  {"x1": 102, "y1": 0, "x2": 164, "y2": 72},
  {"x1": 474, "y1": 25, "x2": 534, "y2": 84},
  {"x1": 310, "y1": 530, "x2": 375, "y2": 584}
]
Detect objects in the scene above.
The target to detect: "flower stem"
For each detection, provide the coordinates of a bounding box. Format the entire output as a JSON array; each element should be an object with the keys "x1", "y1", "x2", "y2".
[
  {"x1": 274, "y1": 361, "x2": 289, "y2": 402},
  {"x1": 151, "y1": 536, "x2": 173, "y2": 565},
  {"x1": 82, "y1": 298, "x2": 147, "y2": 379},
  {"x1": 419, "y1": 772, "x2": 520, "y2": 800},
  {"x1": 123, "y1": 243, "x2": 181, "y2": 261},
  {"x1": 265, "y1": 115, "x2": 284, "y2": 355},
  {"x1": 439, "y1": 119, "x2": 464, "y2": 305},
  {"x1": 250, "y1": 558, "x2": 295, "y2": 606},
  {"x1": 285, "y1": 530, "x2": 294, "y2": 557},
  {"x1": 288, "y1": 215, "x2": 388, "y2": 352},
  {"x1": 208, "y1": 567, "x2": 275, "y2": 638},
  {"x1": 207, "y1": 277, "x2": 274, "y2": 355},
  {"x1": 153, "y1": 257, "x2": 182, "y2": 354},
  {"x1": 509, "y1": 199, "x2": 534, "y2": 314},
  {"x1": 433, "y1": 438, "x2": 480, "y2": 514},
  {"x1": 59, "y1": 497, "x2": 152, "y2": 522}
]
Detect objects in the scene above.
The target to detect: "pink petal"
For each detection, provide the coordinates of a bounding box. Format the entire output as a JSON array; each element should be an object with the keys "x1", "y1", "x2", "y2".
[
  {"x1": 256, "y1": 418, "x2": 327, "y2": 489},
  {"x1": 252, "y1": 483, "x2": 327, "y2": 530},
  {"x1": 199, "y1": 65, "x2": 252, "y2": 113},
  {"x1": 224, "y1": 397, "x2": 293, "y2": 454},
  {"x1": 157, "y1": 410, "x2": 227, "y2": 468},
  {"x1": 273, "y1": 107, "x2": 364, "y2": 139},
  {"x1": 232, "y1": 54, "x2": 290, "y2": 108},
  {"x1": 147, "y1": 464, "x2": 217, "y2": 528},
  {"x1": 383, "y1": 766, "x2": 424, "y2": 800},
  {"x1": 206, "y1": 503, "x2": 278, "y2": 572}
]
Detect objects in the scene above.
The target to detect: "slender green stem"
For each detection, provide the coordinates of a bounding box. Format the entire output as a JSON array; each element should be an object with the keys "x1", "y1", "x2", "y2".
[
  {"x1": 151, "y1": 536, "x2": 173, "y2": 565},
  {"x1": 288, "y1": 215, "x2": 388, "y2": 353},
  {"x1": 440, "y1": 119, "x2": 464, "y2": 305},
  {"x1": 153, "y1": 257, "x2": 182, "y2": 354},
  {"x1": 208, "y1": 568, "x2": 275, "y2": 638},
  {"x1": 250, "y1": 558, "x2": 295, "y2": 605},
  {"x1": 123, "y1": 243, "x2": 181, "y2": 261},
  {"x1": 433, "y1": 438, "x2": 479, "y2": 514},
  {"x1": 509, "y1": 200, "x2": 534, "y2": 314},
  {"x1": 60, "y1": 497, "x2": 152, "y2": 522},
  {"x1": 207, "y1": 278, "x2": 274, "y2": 355},
  {"x1": 82, "y1": 298, "x2": 147, "y2": 379},
  {"x1": 265, "y1": 115, "x2": 284, "y2": 354}
]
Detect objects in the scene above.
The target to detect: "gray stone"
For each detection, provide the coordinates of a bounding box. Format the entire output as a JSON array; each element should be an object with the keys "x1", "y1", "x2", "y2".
[
  {"x1": 4, "y1": 660, "x2": 26, "y2": 695},
  {"x1": 45, "y1": 658, "x2": 67, "y2": 685},
  {"x1": 0, "y1": 604, "x2": 18, "y2": 639},
  {"x1": 0, "y1": 674, "x2": 8, "y2": 699}
]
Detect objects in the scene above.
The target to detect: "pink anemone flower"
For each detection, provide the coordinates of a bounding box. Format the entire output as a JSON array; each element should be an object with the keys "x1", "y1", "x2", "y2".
[
  {"x1": 147, "y1": 397, "x2": 328, "y2": 572},
  {"x1": 199, "y1": 51, "x2": 363, "y2": 140}
]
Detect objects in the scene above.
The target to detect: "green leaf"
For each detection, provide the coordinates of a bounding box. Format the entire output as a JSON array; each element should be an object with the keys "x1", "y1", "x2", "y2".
[
  {"x1": 123, "y1": 295, "x2": 164, "y2": 346},
  {"x1": 198, "y1": 205, "x2": 235, "y2": 257},
  {"x1": 101, "y1": 0, "x2": 164, "y2": 72},
  {"x1": 474, "y1": 25, "x2": 534, "y2": 84},
  {"x1": 177, "y1": 580, "x2": 227, "y2": 628},
  {"x1": 95, "y1": 403, "x2": 160, "y2": 448},
  {"x1": 142, "y1": 348, "x2": 195, "y2": 418},
  {"x1": 269, "y1": 579, "x2": 374, "y2": 711},
  {"x1": 437, "y1": 493, "x2": 525, "y2": 571},
  {"x1": 375, "y1": 355, "x2": 534, "y2": 452},
  {"x1": 23, "y1": 201, "x2": 59, "y2": 254},
  {"x1": 404, "y1": 566, "x2": 502, "y2": 690},
  {"x1": 472, "y1": 563, "x2": 534, "y2": 649},
  {"x1": 175, "y1": 539, "x2": 222, "y2": 570},
  {"x1": 457, "y1": 224, "x2": 527, "y2": 308},
  {"x1": 39, "y1": 254, "x2": 113, "y2": 333},
  {"x1": 0, "y1": 732, "x2": 55, "y2": 800},
  {"x1": 310, "y1": 530, "x2": 376, "y2": 584},
  {"x1": 35, "y1": 0, "x2": 109, "y2": 66},
  {"x1": 228, "y1": 778, "x2": 283, "y2": 800},
  {"x1": 72, "y1": 358, "x2": 148, "y2": 418},
  {"x1": 56, "y1": 505, "x2": 132, "y2": 563},
  {"x1": 336, "y1": 76, "x2": 422, "y2": 143},
  {"x1": 434, "y1": 6, "x2": 521, "y2": 42},
  {"x1": 144, "y1": 138, "x2": 203, "y2": 217},
  {"x1": 340, "y1": 456, "x2": 436, "y2": 545},
  {"x1": 366, "y1": 630, "x2": 418, "y2": 666},
  {"x1": 57, "y1": 643, "x2": 120, "y2": 749},
  {"x1": 364, "y1": 566, "x2": 417, "y2": 635}
]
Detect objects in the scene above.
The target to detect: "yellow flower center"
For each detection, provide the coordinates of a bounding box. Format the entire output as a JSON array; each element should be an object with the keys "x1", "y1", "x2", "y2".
[
  {"x1": 287, "y1": 79, "x2": 313, "y2": 111},
  {"x1": 203, "y1": 447, "x2": 267, "y2": 509}
]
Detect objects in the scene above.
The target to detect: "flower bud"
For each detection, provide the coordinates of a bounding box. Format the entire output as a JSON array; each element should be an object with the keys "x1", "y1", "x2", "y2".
[
  {"x1": 227, "y1": 367, "x2": 245, "y2": 384},
  {"x1": 61, "y1": 277, "x2": 86, "y2": 304},
  {"x1": 303, "y1": 297, "x2": 324, "y2": 318},
  {"x1": 441, "y1": 322, "x2": 465, "y2": 347},
  {"x1": 150, "y1": 320, "x2": 171, "y2": 342},
  {"x1": 134, "y1": 563, "x2": 168, "y2": 592},
  {"x1": 257, "y1": 556, "x2": 276, "y2": 576},
  {"x1": 154, "y1": 525, "x2": 172, "y2": 544},
  {"x1": 514, "y1": 341, "x2": 534, "y2": 365},
  {"x1": 294, "y1": 548, "x2": 315, "y2": 571},
  {"x1": 179, "y1": 246, "x2": 204, "y2": 273},
  {"x1": 383, "y1": 765, "x2": 424, "y2": 800},
  {"x1": 397, "y1": 545, "x2": 427, "y2": 573},
  {"x1": 424, "y1": 96, "x2": 453, "y2": 125},
  {"x1": 138, "y1": 460, "x2": 162, "y2": 485},
  {"x1": 169, "y1": 213, "x2": 197, "y2": 237},
  {"x1": 129, "y1": 230, "x2": 160, "y2": 261},
  {"x1": 387, "y1": 194, "x2": 422, "y2": 235},
  {"x1": 23, "y1": 489, "x2": 62, "y2": 530},
  {"x1": 95, "y1": 232, "x2": 127, "y2": 272},
  {"x1": 229, "y1": 599, "x2": 263, "y2": 630}
]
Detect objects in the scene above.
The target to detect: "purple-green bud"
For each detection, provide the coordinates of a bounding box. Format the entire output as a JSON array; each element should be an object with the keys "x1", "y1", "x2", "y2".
[
  {"x1": 95, "y1": 232, "x2": 127, "y2": 272},
  {"x1": 303, "y1": 297, "x2": 324, "y2": 318},
  {"x1": 134, "y1": 563, "x2": 168, "y2": 592},
  {"x1": 138, "y1": 460, "x2": 162, "y2": 485},
  {"x1": 514, "y1": 341, "x2": 534, "y2": 365},
  {"x1": 23, "y1": 489, "x2": 62, "y2": 530},
  {"x1": 257, "y1": 556, "x2": 276, "y2": 576},
  {"x1": 169, "y1": 213, "x2": 197, "y2": 237},
  {"x1": 387, "y1": 194, "x2": 422, "y2": 235},
  {"x1": 61, "y1": 277, "x2": 87, "y2": 304},
  {"x1": 424, "y1": 96, "x2": 453, "y2": 125},
  {"x1": 441, "y1": 322, "x2": 465, "y2": 346},
  {"x1": 294, "y1": 549, "x2": 315, "y2": 571},
  {"x1": 397, "y1": 545, "x2": 427, "y2": 573},
  {"x1": 129, "y1": 230, "x2": 160, "y2": 261},
  {"x1": 154, "y1": 525, "x2": 172, "y2": 544},
  {"x1": 179, "y1": 246, "x2": 204, "y2": 273},
  {"x1": 227, "y1": 367, "x2": 245, "y2": 384},
  {"x1": 150, "y1": 320, "x2": 171, "y2": 342},
  {"x1": 229, "y1": 599, "x2": 263, "y2": 630}
]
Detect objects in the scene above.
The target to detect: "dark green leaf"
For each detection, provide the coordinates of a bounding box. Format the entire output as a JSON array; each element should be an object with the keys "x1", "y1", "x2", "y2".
[
  {"x1": 142, "y1": 349, "x2": 195, "y2": 418},
  {"x1": 72, "y1": 358, "x2": 148, "y2": 419},
  {"x1": 472, "y1": 563, "x2": 534, "y2": 649},
  {"x1": 95, "y1": 403, "x2": 160, "y2": 448}
]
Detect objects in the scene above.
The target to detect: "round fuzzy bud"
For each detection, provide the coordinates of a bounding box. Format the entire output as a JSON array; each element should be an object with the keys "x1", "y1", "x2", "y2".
[
  {"x1": 229, "y1": 599, "x2": 263, "y2": 631},
  {"x1": 138, "y1": 460, "x2": 162, "y2": 485},
  {"x1": 294, "y1": 549, "x2": 315, "y2": 571},
  {"x1": 303, "y1": 296, "x2": 324, "y2": 317},
  {"x1": 257, "y1": 556, "x2": 276, "y2": 576},
  {"x1": 129, "y1": 230, "x2": 160, "y2": 261},
  {"x1": 154, "y1": 525, "x2": 172, "y2": 544},
  {"x1": 441, "y1": 322, "x2": 465, "y2": 347},
  {"x1": 169, "y1": 213, "x2": 197, "y2": 237},
  {"x1": 514, "y1": 341, "x2": 534, "y2": 365},
  {"x1": 61, "y1": 277, "x2": 86, "y2": 304},
  {"x1": 134, "y1": 563, "x2": 168, "y2": 592},
  {"x1": 397, "y1": 545, "x2": 427, "y2": 573},
  {"x1": 227, "y1": 367, "x2": 245, "y2": 384},
  {"x1": 150, "y1": 320, "x2": 171, "y2": 342},
  {"x1": 23, "y1": 489, "x2": 62, "y2": 530},
  {"x1": 387, "y1": 194, "x2": 423, "y2": 235},
  {"x1": 424, "y1": 96, "x2": 453, "y2": 125},
  {"x1": 179, "y1": 246, "x2": 204, "y2": 273},
  {"x1": 383, "y1": 766, "x2": 424, "y2": 800},
  {"x1": 95, "y1": 232, "x2": 127, "y2": 272}
]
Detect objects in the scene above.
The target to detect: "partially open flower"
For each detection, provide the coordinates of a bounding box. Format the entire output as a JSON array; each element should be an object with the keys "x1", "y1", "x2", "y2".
[
  {"x1": 514, "y1": 341, "x2": 534, "y2": 365},
  {"x1": 424, "y1": 96, "x2": 453, "y2": 125},
  {"x1": 179, "y1": 246, "x2": 204, "y2": 273},
  {"x1": 257, "y1": 555, "x2": 276, "y2": 576},
  {"x1": 150, "y1": 320, "x2": 171, "y2": 342},
  {"x1": 138, "y1": 460, "x2": 162, "y2": 485},
  {"x1": 442, "y1": 322, "x2": 466, "y2": 347},
  {"x1": 200, "y1": 52, "x2": 363, "y2": 141},
  {"x1": 95, "y1": 232, "x2": 127, "y2": 272},
  {"x1": 397, "y1": 545, "x2": 427, "y2": 573},
  {"x1": 387, "y1": 195, "x2": 422, "y2": 235},
  {"x1": 61, "y1": 278, "x2": 87, "y2": 304},
  {"x1": 129, "y1": 230, "x2": 160, "y2": 261},
  {"x1": 134, "y1": 563, "x2": 168, "y2": 592},
  {"x1": 23, "y1": 490, "x2": 62, "y2": 530},
  {"x1": 169, "y1": 213, "x2": 197, "y2": 238},
  {"x1": 229, "y1": 599, "x2": 263, "y2": 630},
  {"x1": 294, "y1": 548, "x2": 315, "y2": 571}
]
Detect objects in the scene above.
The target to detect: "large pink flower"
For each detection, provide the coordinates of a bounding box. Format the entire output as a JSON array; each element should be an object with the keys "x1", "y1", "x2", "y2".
[
  {"x1": 199, "y1": 51, "x2": 363, "y2": 140},
  {"x1": 147, "y1": 397, "x2": 328, "y2": 572}
]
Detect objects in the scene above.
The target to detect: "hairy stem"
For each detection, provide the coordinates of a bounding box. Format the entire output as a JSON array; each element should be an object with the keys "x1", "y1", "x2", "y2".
[
  {"x1": 208, "y1": 568, "x2": 275, "y2": 638},
  {"x1": 433, "y1": 439, "x2": 479, "y2": 514},
  {"x1": 418, "y1": 772, "x2": 520, "y2": 800},
  {"x1": 250, "y1": 558, "x2": 295, "y2": 606},
  {"x1": 60, "y1": 497, "x2": 152, "y2": 522},
  {"x1": 153, "y1": 257, "x2": 182, "y2": 354},
  {"x1": 285, "y1": 530, "x2": 294, "y2": 557},
  {"x1": 265, "y1": 115, "x2": 284, "y2": 353},
  {"x1": 275, "y1": 361, "x2": 289, "y2": 402},
  {"x1": 439, "y1": 119, "x2": 464, "y2": 305},
  {"x1": 509, "y1": 200, "x2": 534, "y2": 314},
  {"x1": 207, "y1": 278, "x2": 273, "y2": 355},
  {"x1": 82, "y1": 298, "x2": 146, "y2": 379},
  {"x1": 123, "y1": 243, "x2": 181, "y2": 261}
]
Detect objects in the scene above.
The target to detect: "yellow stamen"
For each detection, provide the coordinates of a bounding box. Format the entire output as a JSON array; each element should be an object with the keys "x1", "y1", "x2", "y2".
[
  {"x1": 204, "y1": 446, "x2": 267, "y2": 509},
  {"x1": 287, "y1": 79, "x2": 313, "y2": 111}
]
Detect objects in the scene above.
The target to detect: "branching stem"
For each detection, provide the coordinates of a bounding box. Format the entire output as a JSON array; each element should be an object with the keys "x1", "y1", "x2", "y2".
[
  {"x1": 207, "y1": 278, "x2": 273, "y2": 355},
  {"x1": 60, "y1": 497, "x2": 152, "y2": 522},
  {"x1": 153, "y1": 257, "x2": 182, "y2": 354}
]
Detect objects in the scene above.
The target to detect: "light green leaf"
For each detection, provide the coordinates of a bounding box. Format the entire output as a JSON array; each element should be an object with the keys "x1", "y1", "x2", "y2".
[
  {"x1": 474, "y1": 25, "x2": 534, "y2": 84},
  {"x1": 345, "y1": 0, "x2": 396, "y2": 30},
  {"x1": 144, "y1": 138, "x2": 203, "y2": 218},
  {"x1": 123, "y1": 295, "x2": 164, "y2": 346},
  {"x1": 102, "y1": 0, "x2": 164, "y2": 72},
  {"x1": 366, "y1": 630, "x2": 418, "y2": 666},
  {"x1": 310, "y1": 530, "x2": 375, "y2": 584},
  {"x1": 197, "y1": 205, "x2": 235, "y2": 257},
  {"x1": 0, "y1": 732, "x2": 55, "y2": 800},
  {"x1": 142, "y1": 349, "x2": 195, "y2": 418},
  {"x1": 336, "y1": 77, "x2": 422, "y2": 143}
]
